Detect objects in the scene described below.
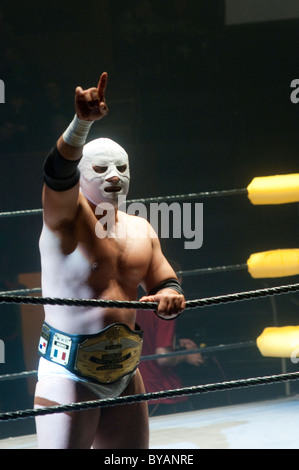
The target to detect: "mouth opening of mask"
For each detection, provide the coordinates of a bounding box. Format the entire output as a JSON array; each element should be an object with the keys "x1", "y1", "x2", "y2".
[{"x1": 104, "y1": 186, "x2": 122, "y2": 193}]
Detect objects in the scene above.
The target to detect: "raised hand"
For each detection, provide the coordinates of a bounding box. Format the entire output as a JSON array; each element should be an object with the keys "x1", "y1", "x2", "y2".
[{"x1": 75, "y1": 72, "x2": 108, "y2": 121}]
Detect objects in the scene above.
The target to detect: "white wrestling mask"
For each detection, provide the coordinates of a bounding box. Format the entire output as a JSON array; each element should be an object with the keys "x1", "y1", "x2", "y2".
[{"x1": 79, "y1": 138, "x2": 130, "y2": 207}]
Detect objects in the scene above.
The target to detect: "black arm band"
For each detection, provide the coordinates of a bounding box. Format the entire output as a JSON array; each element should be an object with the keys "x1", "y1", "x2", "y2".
[
  {"x1": 148, "y1": 278, "x2": 185, "y2": 296},
  {"x1": 43, "y1": 145, "x2": 81, "y2": 191}
]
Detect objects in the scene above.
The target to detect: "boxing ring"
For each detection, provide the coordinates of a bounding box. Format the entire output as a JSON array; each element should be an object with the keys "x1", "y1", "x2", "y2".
[{"x1": 0, "y1": 173, "x2": 299, "y2": 449}]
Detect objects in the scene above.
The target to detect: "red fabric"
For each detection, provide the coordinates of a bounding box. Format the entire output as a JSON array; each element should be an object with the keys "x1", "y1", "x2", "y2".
[{"x1": 137, "y1": 310, "x2": 186, "y2": 404}]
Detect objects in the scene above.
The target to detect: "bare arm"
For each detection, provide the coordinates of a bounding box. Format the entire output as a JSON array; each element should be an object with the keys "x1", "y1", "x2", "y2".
[
  {"x1": 140, "y1": 227, "x2": 186, "y2": 319},
  {"x1": 156, "y1": 344, "x2": 204, "y2": 367},
  {"x1": 42, "y1": 73, "x2": 108, "y2": 230}
]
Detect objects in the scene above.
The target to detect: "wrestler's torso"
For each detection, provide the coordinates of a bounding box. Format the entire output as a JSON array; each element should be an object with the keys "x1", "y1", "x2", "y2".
[{"x1": 40, "y1": 196, "x2": 153, "y2": 335}]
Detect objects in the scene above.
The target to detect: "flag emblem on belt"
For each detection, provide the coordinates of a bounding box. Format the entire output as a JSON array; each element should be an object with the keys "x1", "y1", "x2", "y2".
[
  {"x1": 39, "y1": 339, "x2": 47, "y2": 355},
  {"x1": 38, "y1": 324, "x2": 50, "y2": 355},
  {"x1": 50, "y1": 332, "x2": 72, "y2": 366}
]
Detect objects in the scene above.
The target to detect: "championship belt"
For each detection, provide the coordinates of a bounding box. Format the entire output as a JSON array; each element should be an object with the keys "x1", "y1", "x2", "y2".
[
  {"x1": 38, "y1": 323, "x2": 143, "y2": 384},
  {"x1": 75, "y1": 324, "x2": 143, "y2": 384}
]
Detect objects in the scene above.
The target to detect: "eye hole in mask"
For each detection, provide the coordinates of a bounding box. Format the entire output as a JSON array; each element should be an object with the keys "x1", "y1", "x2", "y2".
[
  {"x1": 92, "y1": 164, "x2": 128, "y2": 174},
  {"x1": 93, "y1": 165, "x2": 108, "y2": 174},
  {"x1": 116, "y1": 164, "x2": 127, "y2": 173}
]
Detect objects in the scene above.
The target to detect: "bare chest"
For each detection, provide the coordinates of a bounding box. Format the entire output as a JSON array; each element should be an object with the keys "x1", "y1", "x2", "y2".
[
  {"x1": 86, "y1": 232, "x2": 152, "y2": 286},
  {"x1": 40, "y1": 209, "x2": 153, "y2": 298},
  {"x1": 73, "y1": 212, "x2": 153, "y2": 293}
]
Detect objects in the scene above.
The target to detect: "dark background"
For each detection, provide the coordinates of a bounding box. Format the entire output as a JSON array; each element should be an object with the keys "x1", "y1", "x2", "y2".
[{"x1": 0, "y1": 0, "x2": 299, "y2": 438}]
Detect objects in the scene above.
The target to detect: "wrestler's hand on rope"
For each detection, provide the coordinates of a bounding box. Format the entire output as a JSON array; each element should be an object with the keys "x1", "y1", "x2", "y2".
[
  {"x1": 140, "y1": 288, "x2": 186, "y2": 320},
  {"x1": 75, "y1": 72, "x2": 108, "y2": 121}
]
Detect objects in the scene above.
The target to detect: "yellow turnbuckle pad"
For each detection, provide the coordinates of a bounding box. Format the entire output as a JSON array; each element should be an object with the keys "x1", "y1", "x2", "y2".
[
  {"x1": 247, "y1": 249, "x2": 299, "y2": 278},
  {"x1": 75, "y1": 323, "x2": 143, "y2": 384},
  {"x1": 247, "y1": 174, "x2": 299, "y2": 205},
  {"x1": 257, "y1": 326, "x2": 299, "y2": 359}
]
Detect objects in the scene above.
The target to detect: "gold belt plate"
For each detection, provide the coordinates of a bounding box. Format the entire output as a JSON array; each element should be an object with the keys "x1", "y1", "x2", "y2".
[{"x1": 75, "y1": 324, "x2": 143, "y2": 384}]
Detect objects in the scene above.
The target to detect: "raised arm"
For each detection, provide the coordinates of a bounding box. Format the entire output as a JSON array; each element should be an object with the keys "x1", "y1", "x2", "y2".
[{"x1": 42, "y1": 73, "x2": 108, "y2": 229}]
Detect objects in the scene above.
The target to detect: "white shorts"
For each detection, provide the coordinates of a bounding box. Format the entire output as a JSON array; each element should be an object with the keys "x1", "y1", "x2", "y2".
[{"x1": 37, "y1": 357, "x2": 134, "y2": 399}]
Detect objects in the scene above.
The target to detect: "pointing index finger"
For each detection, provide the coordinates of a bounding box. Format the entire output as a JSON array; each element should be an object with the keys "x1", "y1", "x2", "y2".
[{"x1": 97, "y1": 72, "x2": 108, "y2": 102}]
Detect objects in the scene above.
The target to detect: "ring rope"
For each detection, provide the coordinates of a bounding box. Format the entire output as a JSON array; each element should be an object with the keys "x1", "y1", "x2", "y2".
[
  {"x1": 2, "y1": 172, "x2": 299, "y2": 219},
  {"x1": 0, "y1": 340, "x2": 255, "y2": 383},
  {"x1": 177, "y1": 264, "x2": 248, "y2": 277},
  {"x1": 141, "y1": 340, "x2": 255, "y2": 361},
  {"x1": 0, "y1": 370, "x2": 38, "y2": 382},
  {"x1": 126, "y1": 188, "x2": 247, "y2": 204},
  {"x1": 0, "y1": 288, "x2": 42, "y2": 296},
  {"x1": 0, "y1": 189, "x2": 247, "y2": 219},
  {"x1": 1, "y1": 370, "x2": 299, "y2": 422},
  {"x1": 0, "y1": 253, "x2": 297, "y2": 300},
  {"x1": 0, "y1": 282, "x2": 299, "y2": 310},
  {"x1": 0, "y1": 264, "x2": 248, "y2": 297},
  {"x1": 0, "y1": 263, "x2": 248, "y2": 297},
  {"x1": 1, "y1": 252, "x2": 297, "y2": 300},
  {"x1": 0, "y1": 208, "x2": 43, "y2": 219}
]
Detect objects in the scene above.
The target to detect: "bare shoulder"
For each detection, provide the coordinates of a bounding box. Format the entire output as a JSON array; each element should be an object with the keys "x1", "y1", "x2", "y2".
[
  {"x1": 120, "y1": 211, "x2": 157, "y2": 240},
  {"x1": 41, "y1": 192, "x2": 92, "y2": 254}
]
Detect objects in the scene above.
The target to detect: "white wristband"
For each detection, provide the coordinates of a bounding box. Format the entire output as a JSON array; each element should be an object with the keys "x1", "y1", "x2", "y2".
[{"x1": 62, "y1": 115, "x2": 93, "y2": 147}]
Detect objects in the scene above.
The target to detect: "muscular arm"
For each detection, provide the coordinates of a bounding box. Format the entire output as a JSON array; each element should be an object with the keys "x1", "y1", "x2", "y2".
[
  {"x1": 42, "y1": 73, "x2": 108, "y2": 230},
  {"x1": 140, "y1": 226, "x2": 186, "y2": 319}
]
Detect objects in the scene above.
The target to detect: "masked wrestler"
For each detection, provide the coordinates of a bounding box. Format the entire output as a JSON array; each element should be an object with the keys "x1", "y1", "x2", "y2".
[{"x1": 34, "y1": 72, "x2": 185, "y2": 449}]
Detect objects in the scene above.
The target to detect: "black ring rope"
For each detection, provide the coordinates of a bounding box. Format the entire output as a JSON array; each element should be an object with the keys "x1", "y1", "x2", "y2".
[
  {"x1": 141, "y1": 340, "x2": 255, "y2": 361},
  {"x1": 177, "y1": 263, "x2": 248, "y2": 277},
  {"x1": 0, "y1": 263, "x2": 248, "y2": 297},
  {"x1": 0, "y1": 282, "x2": 298, "y2": 310},
  {"x1": 0, "y1": 257, "x2": 296, "y2": 299},
  {"x1": 0, "y1": 288, "x2": 42, "y2": 296},
  {"x1": 0, "y1": 370, "x2": 298, "y2": 422},
  {"x1": 0, "y1": 340, "x2": 255, "y2": 383},
  {"x1": 126, "y1": 188, "x2": 248, "y2": 204},
  {"x1": 0, "y1": 370, "x2": 38, "y2": 382},
  {"x1": 0, "y1": 188, "x2": 247, "y2": 219},
  {"x1": 0, "y1": 208, "x2": 43, "y2": 219}
]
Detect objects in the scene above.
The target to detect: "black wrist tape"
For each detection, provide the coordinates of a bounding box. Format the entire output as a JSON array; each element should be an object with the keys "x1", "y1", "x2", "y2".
[
  {"x1": 148, "y1": 278, "x2": 185, "y2": 296},
  {"x1": 43, "y1": 145, "x2": 81, "y2": 191}
]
